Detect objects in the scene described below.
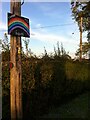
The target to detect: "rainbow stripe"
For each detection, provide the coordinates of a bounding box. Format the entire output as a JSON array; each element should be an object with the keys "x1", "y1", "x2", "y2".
[{"x1": 8, "y1": 17, "x2": 30, "y2": 37}]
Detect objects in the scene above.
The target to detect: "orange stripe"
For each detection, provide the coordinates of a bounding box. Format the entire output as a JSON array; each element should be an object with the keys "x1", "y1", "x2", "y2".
[{"x1": 8, "y1": 17, "x2": 29, "y2": 28}]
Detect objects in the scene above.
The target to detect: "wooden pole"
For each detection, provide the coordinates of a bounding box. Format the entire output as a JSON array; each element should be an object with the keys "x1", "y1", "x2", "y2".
[
  {"x1": 80, "y1": 16, "x2": 82, "y2": 61},
  {"x1": 10, "y1": 0, "x2": 22, "y2": 119}
]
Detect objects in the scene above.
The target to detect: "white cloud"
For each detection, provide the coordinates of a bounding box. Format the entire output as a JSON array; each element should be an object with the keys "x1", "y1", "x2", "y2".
[
  {"x1": 31, "y1": 21, "x2": 48, "y2": 33},
  {"x1": 31, "y1": 31, "x2": 63, "y2": 43},
  {"x1": 0, "y1": 21, "x2": 7, "y2": 31},
  {"x1": 31, "y1": 31, "x2": 78, "y2": 45},
  {"x1": 36, "y1": 23, "x2": 42, "y2": 28},
  {"x1": 69, "y1": 52, "x2": 76, "y2": 59},
  {"x1": 30, "y1": 30, "x2": 80, "y2": 58}
]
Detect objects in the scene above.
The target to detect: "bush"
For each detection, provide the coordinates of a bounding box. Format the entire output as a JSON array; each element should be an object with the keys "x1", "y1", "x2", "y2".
[{"x1": 2, "y1": 57, "x2": 90, "y2": 119}]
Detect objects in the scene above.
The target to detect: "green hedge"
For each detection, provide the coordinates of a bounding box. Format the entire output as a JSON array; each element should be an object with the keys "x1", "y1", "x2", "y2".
[{"x1": 2, "y1": 59, "x2": 90, "y2": 119}]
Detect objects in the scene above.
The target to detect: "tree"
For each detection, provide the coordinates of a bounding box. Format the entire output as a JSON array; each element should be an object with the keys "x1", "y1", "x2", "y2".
[
  {"x1": 44, "y1": 46, "x2": 48, "y2": 57},
  {"x1": 71, "y1": 1, "x2": 90, "y2": 39},
  {"x1": 0, "y1": 33, "x2": 10, "y2": 61},
  {"x1": 75, "y1": 42, "x2": 90, "y2": 58},
  {"x1": 53, "y1": 45, "x2": 57, "y2": 56},
  {"x1": 57, "y1": 41, "x2": 61, "y2": 57},
  {"x1": 23, "y1": 38, "x2": 30, "y2": 56},
  {"x1": 53, "y1": 42, "x2": 71, "y2": 60},
  {"x1": 0, "y1": 33, "x2": 10, "y2": 52}
]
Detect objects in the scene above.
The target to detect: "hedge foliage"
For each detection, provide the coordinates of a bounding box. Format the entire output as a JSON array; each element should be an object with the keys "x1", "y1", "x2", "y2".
[{"x1": 2, "y1": 56, "x2": 90, "y2": 119}]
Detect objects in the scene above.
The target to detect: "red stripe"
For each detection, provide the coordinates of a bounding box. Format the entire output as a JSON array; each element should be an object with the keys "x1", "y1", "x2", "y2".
[{"x1": 8, "y1": 17, "x2": 29, "y2": 28}]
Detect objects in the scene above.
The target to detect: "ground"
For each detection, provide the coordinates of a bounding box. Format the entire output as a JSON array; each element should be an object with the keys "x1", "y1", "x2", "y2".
[{"x1": 40, "y1": 92, "x2": 89, "y2": 119}]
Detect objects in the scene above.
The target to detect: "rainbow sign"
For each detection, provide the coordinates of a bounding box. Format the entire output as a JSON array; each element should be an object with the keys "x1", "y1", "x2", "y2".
[{"x1": 8, "y1": 13, "x2": 30, "y2": 37}]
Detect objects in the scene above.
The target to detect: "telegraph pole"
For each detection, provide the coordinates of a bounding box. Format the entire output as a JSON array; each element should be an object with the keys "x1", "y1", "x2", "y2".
[
  {"x1": 80, "y1": 16, "x2": 82, "y2": 61},
  {"x1": 10, "y1": 0, "x2": 22, "y2": 119}
]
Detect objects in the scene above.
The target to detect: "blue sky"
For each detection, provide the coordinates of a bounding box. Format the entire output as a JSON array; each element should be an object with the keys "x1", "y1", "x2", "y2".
[{"x1": 0, "y1": 1, "x2": 87, "y2": 58}]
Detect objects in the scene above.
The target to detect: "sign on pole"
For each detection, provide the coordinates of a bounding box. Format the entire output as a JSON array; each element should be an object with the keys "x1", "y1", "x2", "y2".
[{"x1": 8, "y1": 13, "x2": 30, "y2": 37}]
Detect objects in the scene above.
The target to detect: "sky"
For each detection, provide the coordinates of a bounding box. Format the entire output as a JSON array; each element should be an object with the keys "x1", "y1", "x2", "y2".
[{"x1": 0, "y1": 1, "x2": 88, "y2": 58}]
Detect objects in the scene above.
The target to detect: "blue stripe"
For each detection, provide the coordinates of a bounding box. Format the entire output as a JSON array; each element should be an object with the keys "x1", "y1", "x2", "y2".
[
  {"x1": 8, "y1": 25, "x2": 30, "y2": 36},
  {"x1": 8, "y1": 22, "x2": 29, "y2": 33}
]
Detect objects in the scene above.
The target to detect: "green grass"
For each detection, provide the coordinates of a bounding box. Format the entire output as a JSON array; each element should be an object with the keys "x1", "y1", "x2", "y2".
[{"x1": 40, "y1": 92, "x2": 89, "y2": 119}]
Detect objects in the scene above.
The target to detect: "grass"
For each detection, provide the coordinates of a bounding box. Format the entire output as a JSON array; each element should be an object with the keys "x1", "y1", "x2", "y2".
[{"x1": 40, "y1": 92, "x2": 89, "y2": 119}]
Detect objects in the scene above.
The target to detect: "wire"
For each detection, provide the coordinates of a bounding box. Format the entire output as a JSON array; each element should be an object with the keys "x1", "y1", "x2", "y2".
[
  {"x1": 0, "y1": 22, "x2": 75, "y2": 32},
  {"x1": 32, "y1": 23, "x2": 75, "y2": 29}
]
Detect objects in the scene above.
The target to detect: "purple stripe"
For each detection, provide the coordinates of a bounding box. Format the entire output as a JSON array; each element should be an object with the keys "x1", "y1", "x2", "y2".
[{"x1": 9, "y1": 26, "x2": 30, "y2": 36}]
